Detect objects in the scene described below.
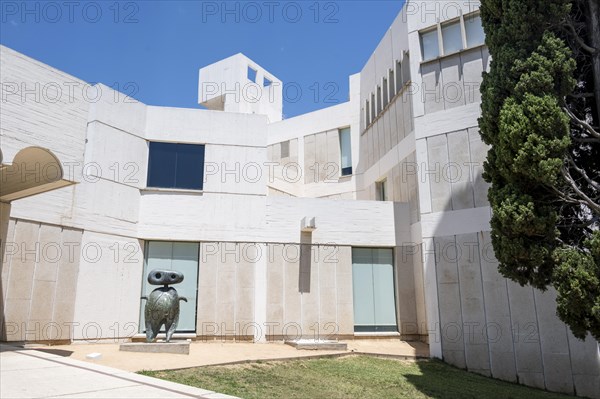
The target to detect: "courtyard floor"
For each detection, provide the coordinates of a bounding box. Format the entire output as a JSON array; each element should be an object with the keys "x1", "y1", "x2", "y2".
[
  {"x1": 0, "y1": 339, "x2": 427, "y2": 399},
  {"x1": 36, "y1": 339, "x2": 429, "y2": 372}
]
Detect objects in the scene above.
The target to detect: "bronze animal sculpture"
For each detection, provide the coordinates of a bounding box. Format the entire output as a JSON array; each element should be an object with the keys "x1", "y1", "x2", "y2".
[{"x1": 141, "y1": 269, "x2": 187, "y2": 343}]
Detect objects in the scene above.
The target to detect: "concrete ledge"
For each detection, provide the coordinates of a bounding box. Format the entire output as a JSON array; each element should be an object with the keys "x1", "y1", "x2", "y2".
[
  {"x1": 119, "y1": 341, "x2": 190, "y2": 355},
  {"x1": 285, "y1": 340, "x2": 348, "y2": 351}
]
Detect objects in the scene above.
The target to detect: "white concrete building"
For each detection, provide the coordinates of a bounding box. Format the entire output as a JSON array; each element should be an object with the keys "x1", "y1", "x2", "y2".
[{"x1": 0, "y1": 1, "x2": 598, "y2": 397}]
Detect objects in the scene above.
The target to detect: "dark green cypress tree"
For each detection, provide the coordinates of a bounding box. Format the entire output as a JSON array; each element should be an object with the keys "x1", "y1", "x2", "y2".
[{"x1": 479, "y1": 0, "x2": 600, "y2": 339}]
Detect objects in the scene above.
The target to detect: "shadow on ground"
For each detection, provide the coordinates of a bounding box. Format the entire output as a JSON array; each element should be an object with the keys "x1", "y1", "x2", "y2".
[{"x1": 403, "y1": 360, "x2": 575, "y2": 399}]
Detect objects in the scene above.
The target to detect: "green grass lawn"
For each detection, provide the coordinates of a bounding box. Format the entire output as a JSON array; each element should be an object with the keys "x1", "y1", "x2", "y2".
[{"x1": 139, "y1": 355, "x2": 576, "y2": 399}]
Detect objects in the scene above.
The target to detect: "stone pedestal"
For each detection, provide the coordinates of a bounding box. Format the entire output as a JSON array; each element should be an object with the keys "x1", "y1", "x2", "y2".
[{"x1": 119, "y1": 341, "x2": 190, "y2": 355}]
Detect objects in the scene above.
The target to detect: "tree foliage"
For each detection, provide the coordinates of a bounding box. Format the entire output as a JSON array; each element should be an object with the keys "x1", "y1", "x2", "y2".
[{"x1": 479, "y1": 0, "x2": 600, "y2": 340}]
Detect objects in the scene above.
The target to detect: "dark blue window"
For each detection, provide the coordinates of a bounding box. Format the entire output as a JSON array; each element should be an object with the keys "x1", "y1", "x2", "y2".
[{"x1": 147, "y1": 142, "x2": 205, "y2": 190}]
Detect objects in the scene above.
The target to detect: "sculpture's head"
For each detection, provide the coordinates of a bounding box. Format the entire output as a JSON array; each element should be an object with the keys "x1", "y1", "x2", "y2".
[{"x1": 147, "y1": 269, "x2": 184, "y2": 286}]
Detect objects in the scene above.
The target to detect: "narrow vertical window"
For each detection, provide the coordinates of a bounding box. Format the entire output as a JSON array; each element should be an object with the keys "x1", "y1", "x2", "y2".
[
  {"x1": 376, "y1": 179, "x2": 387, "y2": 201},
  {"x1": 371, "y1": 93, "x2": 376, "y2": 122},
  {"x1": 420, "y1": 29, "x2": 440, "y2": 61},
  {"x1": 365, "y1": 100, "x2": 371, "y2": 126},
  {"x1": 389, "y1": 69, "x2": 396, "y2": 99},
  {"x1": 402, "y1": 53, "x2": 411, "y2": 85},
  {"x1": 382, "y1": 77, "x2": 389, "y2": 109},
  {"x1": 395, "y1": 60, "x2": 403, "y2": 93},
  {"x1": 339, "y1": 127, "x2": 352, "y2": 176},
  {"x1": 376, "y1": 86, "x2": 382, "y2": 114}
]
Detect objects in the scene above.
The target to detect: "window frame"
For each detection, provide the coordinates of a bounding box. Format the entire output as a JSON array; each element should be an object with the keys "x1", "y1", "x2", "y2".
[
  {"x1": 146, "y1": 141, "x2": 206, "y2": 191},
  {"x1": 376, "y1": 179, "x2": 387, "y2": 201},
  {"x1": 339, "y1": 127, "x2": 353, "y2": 177},
  {"x1": 464, "y1": 13, "x2": 485, "y2": 48},
  {"x1": 441, "y1": 19, "x2": 464, "y2": 55},
  {"x1": 419, "y1": 11, "x2": 485, "y2": 62},
  {"x1": 388, "y1": 68, "x2": 396, "y2": 100},
  {"x1": 420, "y1": 27, "x2": 441, "y2": 62}
]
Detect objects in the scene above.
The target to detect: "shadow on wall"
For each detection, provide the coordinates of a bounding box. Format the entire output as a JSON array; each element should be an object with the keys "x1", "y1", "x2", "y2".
[
  {"x1": 426, "y1": 172, "x2": 600, "y2": 397},
  {"x1": 0, "y1": 203, "x2": 10, "y2": 341},
  {"x1": 299, "y1": 232, "x2": 312, "y2": 293}
]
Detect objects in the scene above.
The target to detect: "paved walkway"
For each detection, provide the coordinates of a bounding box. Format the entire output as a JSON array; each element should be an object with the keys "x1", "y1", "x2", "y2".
[
  {"x1": 1, "y1": 340, "x2": 429, "y2": 398},
  {"x1": 38, "y1": 339, "x2": 429, "y2": 371},
  {"x1": 0, "y1": 344, "x2": 238, "y2": 399}
]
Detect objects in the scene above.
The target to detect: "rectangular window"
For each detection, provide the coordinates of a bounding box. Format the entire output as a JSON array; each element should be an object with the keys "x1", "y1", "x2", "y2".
[
  {"x1": 395, "y1": 60, "x2": 403, "y2": 93},
  {"x1": 263, "y1": 76, "x2": 272, "y2": 87},
  {"x1": 352, "y1": 247, "x2": 397, "y2": 332},
  {"x1": 371, "y1": 93, "x2": 376, "y2": 122},
  {"x1": 402, "y1": 53, "x2": 411, "y2": 84},
  {"x1": 420, "y1": 29, "x2": 440, "y2": 61},
  {"x1": 280, "y1": 140, "x2": 290, "y2": 158},
  {"x1": 339, "y1": 127, "x2": 352, "y2": 176},
  {"x1": 376, "y1": 179, "x2": 387, "y2": 201},
  {"x1": 247, "y1": 66, "x2": 257, "y2": 82},
  {"x1": 465, "y1": 14, "x2": 485, "y2": 47},
  {"x1": 147, "y1": 142, "x2": 205, "y2": 190},
  {"x1": 389, "y1": 69, "x2": 396, "y2": 99},
  {"x1": 382, "y1": 77, "x2": 389, "y2": 109},
  {"x1": 365, "y1": 100, "x2": 371, "y2": 126},
  {"x1": 376, "y1": 86, "x2": 382, "y2": 114},
  {"x1": 441, "y1": 21, "x2": 463, "y2": 54}
]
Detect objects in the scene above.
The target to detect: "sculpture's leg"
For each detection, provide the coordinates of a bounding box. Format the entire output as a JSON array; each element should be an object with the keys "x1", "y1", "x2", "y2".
[
  {"x1": 145, "y1": 318, "x2": 160, "y2": 343},
  {"x1": 165, "y1": 313, "x2": 179, "y2": 342}
]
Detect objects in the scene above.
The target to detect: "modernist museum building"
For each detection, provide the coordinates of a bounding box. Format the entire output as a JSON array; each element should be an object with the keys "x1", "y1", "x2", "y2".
[{"x1": 0, "y1": 1, "x2": 598, "y2": 397}]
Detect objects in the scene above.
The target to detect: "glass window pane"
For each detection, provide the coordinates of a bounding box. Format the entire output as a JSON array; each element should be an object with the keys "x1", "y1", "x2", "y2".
[
  {"x1": 339, "y1": 128, "x2": 352, "y2": 176},
  {"x1": 402, "y1": 53, "x2": 411, "y2": 84},
  {"x1": 371, "y1": 93, "x2": 376, "y2": 120},
  {"x1": 171, "y1": 242, "x2": 199, "y2": 331},
  {"x1": 175, "y1": 143, "x2": 205, "y2": 190},
  {"x1": 372, "y1": 249, "x2": 396, "y2": 327},
  {"x1": 420, "y1": 29, "x2": 439, "y2": 61},
  {"x1": 352, "y1": 247, "x2": 397, "y2": 332},
  {"x1": 376, "y1": 180, "x2": 387, "y2": 201},
  {"x1": 352, "y1": 248, "x2": 375, "y2": 327},
  {"x1": 382, "y1": 78, "x2": 389, "y2": 108},
  {"x1": 395, "y1": 60, "x2": 402, "y2": 92},
  {"x1": 442, "y1": 21, "x2": 463, "y2": 54},
  {"x1": 465, "y1": 14, "x2": 485, "y2": 47},
  {"x1": 147, "y1": 142, "x2": 176, "y2": 188}
]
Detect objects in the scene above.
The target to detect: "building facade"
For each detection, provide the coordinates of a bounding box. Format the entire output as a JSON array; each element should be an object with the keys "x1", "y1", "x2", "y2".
[{"x1": 0, "y1": 1, "x2": 598, "y2": 397}]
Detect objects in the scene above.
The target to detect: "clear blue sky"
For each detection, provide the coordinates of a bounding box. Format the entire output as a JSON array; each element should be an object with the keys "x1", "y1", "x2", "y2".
[{"x1": 1, "y1": 1, "x2": 404, "y2": 118}]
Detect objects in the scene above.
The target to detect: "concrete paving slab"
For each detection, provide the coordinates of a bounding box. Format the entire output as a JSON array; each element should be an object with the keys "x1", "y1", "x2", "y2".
[{"x1": 0, "y1": 344, "x2": 238, "y2": 399}]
